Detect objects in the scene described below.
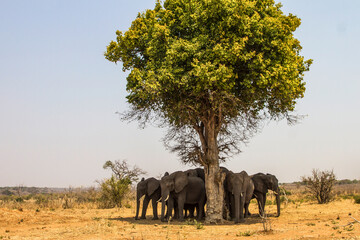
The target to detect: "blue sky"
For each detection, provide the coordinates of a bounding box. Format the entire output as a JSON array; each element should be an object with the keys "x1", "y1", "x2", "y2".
[{"x1": 0, "y1": 0, "x2": 359, "y2": 187}]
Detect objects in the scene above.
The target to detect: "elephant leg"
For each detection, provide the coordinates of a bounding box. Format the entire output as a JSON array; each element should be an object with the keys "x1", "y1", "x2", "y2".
[
  {"x1": 256, "y1": 194, "x2": 264, "y2": 217},
  {"x1": 151, "y1": 197, "x2": 159, "y2": 220},
  {"x1": 189, "y1": 205, "x2": 195, "y2": 218},
  {"x1": 173, "y1": 200, "x2": 179, "y2": 219},
  {"x1": 262, "y1": 194, "x2": 267, "y2": 216},
  {"x1": 140, "y1": 195, "x2": 150, "y2": 219},
  {"x1": 167, "y1": 197, "x2": 174, "y2": 220},
  {"x1": 197, "y1": 201, "x2": 205, "y2": 221},
  {"x1": 223, "y1": 192, "x2": 229, "y2": 220},
  {"x1": 244, "y1": 202, "x2": 250, "y2": 218},
  {"x1": 177, "y1": 195, "x2": 185, "y2": 221},
  {"x1": 230, "y1": 194, "x2": 235, "y2": 220}
]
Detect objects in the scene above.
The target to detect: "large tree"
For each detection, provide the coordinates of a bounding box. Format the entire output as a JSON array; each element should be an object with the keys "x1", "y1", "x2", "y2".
[{"x1": 105, "y1": 0, "x2": 311, "y2": 223}]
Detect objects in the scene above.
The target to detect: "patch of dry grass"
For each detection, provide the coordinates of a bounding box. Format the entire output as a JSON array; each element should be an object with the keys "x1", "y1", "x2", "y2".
[{"x1": 1, "y1": 194, "x2": 360, "y2": 239}]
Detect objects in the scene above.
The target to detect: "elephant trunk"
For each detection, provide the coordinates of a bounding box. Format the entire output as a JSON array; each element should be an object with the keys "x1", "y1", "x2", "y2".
[
  {"x1": 234, "y1": 194, "x2": 240, "y2": 224},
  {"x1": 240, "y1": 193, "x2": 245, "y2": 223},
  {"x1": 135, "y1": 191, "x2": 141, "y2": 220},
  {"x1": 161, "y1": 191, "x2": 169, "y2": 222},
  {"x1": 275, "y1": 188, "x2": 280, "y2": 217}
]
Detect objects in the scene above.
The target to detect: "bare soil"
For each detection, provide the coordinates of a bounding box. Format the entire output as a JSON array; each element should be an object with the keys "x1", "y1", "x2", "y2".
[{"x1": 1, "y1": 199, "x2": 360, "y2": 239}]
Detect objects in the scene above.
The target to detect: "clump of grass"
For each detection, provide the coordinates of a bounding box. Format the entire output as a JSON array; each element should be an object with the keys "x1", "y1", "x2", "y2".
[
  {"x1": 339, "y1": 194, "x2": 354, "y2": 200},
  {"x1": 236, "y1": 231, "x2": 252, "y2": 237},
  {"x1": 92, "y1": 217, "x2": 101, "y2": 221},
  {"x1": 185, "y1": 219, "x2": 203, "y2": 229},
  {"x1": 195, "y1": 220, "x2": 203, "y2": 229},
  {"x1": 331, "y1": 220, "x2": 338, "y2": 224},
  {"x1": 344, "y1": 225, "x2": 354, "y2": 232},
  {"x1": 306, "y1": 223, "x2": 315, "y2": 226}
]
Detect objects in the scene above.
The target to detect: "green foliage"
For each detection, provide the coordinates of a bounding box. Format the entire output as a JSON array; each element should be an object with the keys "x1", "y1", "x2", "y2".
[
  {"x1": 353, "y1": 195, "x2": 360, "y2": 204},
  {"x1": 336, "y1": 179, "x2": 360, "y2": 185},
  {"x1": 185, "y1": 219, "x2": 204, "y2": 229},
  {"x1": 98, "y1": 160, "x2": 145, "y2": 208},
  {"x1": 99, "y1": 176, "x2": 131, "y2": 208},
  {"x1": 339, "y1": 194, "x2": 354, "y2": 200},
  {"x1": 279, "y1": 187, "x2": 292, "y2": 196},
  {"x1": 105, "y1": 0, "x2": 311, "y2": 166},
  {"x1": 1, "y1": 189, "x2": 13, "y2": 196}
]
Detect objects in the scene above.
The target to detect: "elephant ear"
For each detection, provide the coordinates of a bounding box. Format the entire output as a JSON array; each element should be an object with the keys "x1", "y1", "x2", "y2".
[
  {"x1": 174, "y1": 172, "x2": 188, "y2": 193},
  {"x1": 147, "y1": 179, "x2": 160, "y2": 196}
]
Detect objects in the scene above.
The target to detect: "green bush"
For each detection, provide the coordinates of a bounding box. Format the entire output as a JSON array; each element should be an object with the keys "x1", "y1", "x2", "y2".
[
  {"x1": 15, "y1": 197, "x2": 24, "y2": 203},
  {"x1": 98, "y1": 176, "x2": 131, "y2": 208},
  {"x1": 353, "y1": 195, "x2": 360, "y2": 204},
  {"x1": 339, "y1": 194, "x2": 354, "y2": 200}
]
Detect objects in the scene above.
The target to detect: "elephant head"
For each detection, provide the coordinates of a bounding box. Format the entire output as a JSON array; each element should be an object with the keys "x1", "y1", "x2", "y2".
[
  {"x1": 184, "y1": 168, "x2": 205, "y2": 182},
  {"x1": 160, "y1": 171, "x2": 188, "y2": 221},
  {"x1": 135, "y1": 177, "x2": 160, "y2": 220}
]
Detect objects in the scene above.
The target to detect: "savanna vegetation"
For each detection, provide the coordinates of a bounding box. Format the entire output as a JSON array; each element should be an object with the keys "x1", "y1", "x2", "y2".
[{"x1": 1, "y1": 175, "x2": 360, "y2": 239}]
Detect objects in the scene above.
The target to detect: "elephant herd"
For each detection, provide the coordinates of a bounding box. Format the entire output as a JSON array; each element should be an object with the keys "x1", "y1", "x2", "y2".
[{"x1": 135, "y1": 167, "x2": 280, "y2": 224}]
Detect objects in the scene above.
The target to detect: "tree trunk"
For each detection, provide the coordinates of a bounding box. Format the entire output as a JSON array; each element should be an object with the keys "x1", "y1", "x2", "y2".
[
  {"x1": 196, "y1": 117, "x2": 226, "y2": 224},
  {"x1": 204, "y1": 163, "x2": 225, "y2": 224},
  {"x1": 203, "y1": 130, "x2": 226, "y2": 223}
]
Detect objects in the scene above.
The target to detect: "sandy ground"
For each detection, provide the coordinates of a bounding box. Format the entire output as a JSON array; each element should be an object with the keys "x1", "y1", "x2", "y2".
[{"x1": 1, "y1": 199, "x2": 360, "y2": 240}]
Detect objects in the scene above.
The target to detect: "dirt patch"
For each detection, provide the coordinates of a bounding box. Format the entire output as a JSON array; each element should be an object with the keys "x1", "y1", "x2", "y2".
[{"x1": 1, "y1": 199, "x2": 360, "y2": 239}]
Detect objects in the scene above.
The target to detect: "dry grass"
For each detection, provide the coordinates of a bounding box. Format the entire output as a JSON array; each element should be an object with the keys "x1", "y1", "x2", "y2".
[{"x1": 1, "y1": 193, "x2": 360, "y2": 240}]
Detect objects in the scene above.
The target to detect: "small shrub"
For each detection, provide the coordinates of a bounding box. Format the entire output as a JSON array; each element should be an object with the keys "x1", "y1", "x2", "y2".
[
  {"x1": 194, "y1": 220, "x2": 203, "y2": 230},
  {"x1": 301, "y1": 169, "x2": 336, "y2": 204},
  {"x1": 353, "y1": 195, "x2": 360, "y2": 204},
  {"x1": 98, "y1": 160, "x2": 146, "y2": 208},
  {"x1": 185, "y1": 219, "x2": 203, "y2": 229}
]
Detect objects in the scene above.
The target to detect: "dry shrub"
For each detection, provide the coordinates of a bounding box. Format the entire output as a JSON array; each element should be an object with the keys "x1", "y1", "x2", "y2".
[{"x1": 301, "y1": 169, "x2": 336, "y2": 204}]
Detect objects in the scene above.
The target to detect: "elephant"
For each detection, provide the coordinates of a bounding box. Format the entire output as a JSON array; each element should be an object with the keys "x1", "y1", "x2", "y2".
[
  {"x1": 250, "y1": 173, "x2": 280, "y2": 217},
  {"x1": 184, "y1": 168, "x2": 205, "y2": 182},
  {"x1": 160, "y1": 171, "x2": 206, "y2": 222},
  {"x1": 135, "y1": 177, "x2": 161, "y2": 220},
  {"x1": 224, "y1": 170, "x2": 254, "y2": 223}
]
